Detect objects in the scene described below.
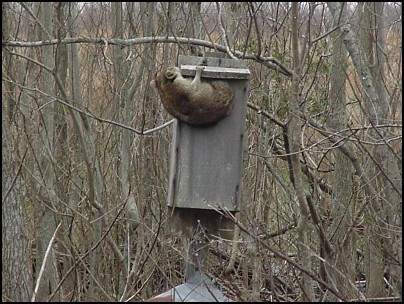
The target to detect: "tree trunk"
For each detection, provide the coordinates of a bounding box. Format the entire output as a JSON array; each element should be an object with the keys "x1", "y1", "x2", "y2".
[
  {"x1": 35, "y1": 2, "x2": 59, "y2": 300},
  {"x1": 2, "y1": 6, "x2": 32, "y2": 300},
  {"x1": 54, "y1": 3, "x2": 75, "y2": 299},
  {"x1": 289, "y1": 3, "x2": 315, "y2": 301},
  {"x1": 324, "y1": 3, "x2": 357, "y2": 300}
]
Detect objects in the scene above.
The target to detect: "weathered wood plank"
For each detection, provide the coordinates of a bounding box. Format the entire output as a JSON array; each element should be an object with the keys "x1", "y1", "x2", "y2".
[
  {"x1": 179, "y1": 54, "x2": 247, "y2": 69},
  {"x1": 181, "y1": 65, "x2": 250, "y2": 79}
]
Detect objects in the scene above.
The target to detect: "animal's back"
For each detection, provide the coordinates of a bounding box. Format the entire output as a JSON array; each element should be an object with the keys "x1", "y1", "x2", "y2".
[{"x1": 154, "y1": 68, "x2": 234, "y2": 126}]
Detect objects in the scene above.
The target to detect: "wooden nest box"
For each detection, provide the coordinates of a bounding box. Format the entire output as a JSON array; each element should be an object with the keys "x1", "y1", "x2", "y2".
[{"x1": 167, "y1": 54, "x2": 250, "y2": 239}]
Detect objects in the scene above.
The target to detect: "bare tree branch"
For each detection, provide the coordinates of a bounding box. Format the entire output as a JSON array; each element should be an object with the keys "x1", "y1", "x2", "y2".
[{"x1": 2, "y1": 36, "x2": 293, "y2": 76}]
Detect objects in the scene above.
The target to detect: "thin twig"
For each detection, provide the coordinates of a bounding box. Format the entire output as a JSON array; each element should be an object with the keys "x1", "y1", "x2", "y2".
[
  {"x1": 101, "y1": 38, "x2": 113, "y2": 65},
  {"x1": 311, "y1": 24, "x2": 343, "y2": 43},
  {"x1": 2, "y1": 148, "x2": 28, "y2": 204},
  {"x1": 4, "y1": 77, "x2": 174, "y2": 136},
  {"x1": 18, "y1": 2, "x2": 52, "y2": 39},
  {"x1": 48, "y1": 199, "x2": 128, "y2": 301},
  {"x1": 247, "y1": 2, "x2": 263, "y2": 59},
  {"x1": 216, "y1": 2, "x2": 238, "y2": 60},
  {"x1": 31, "y1": 222, "x2": 62, "y2": 302},
  {"x1": 223, "y1": 211, "x2": 347, "y2": 301},
  {"x1": 247, "y1": 101, "x2": 286, "y2": 128}
]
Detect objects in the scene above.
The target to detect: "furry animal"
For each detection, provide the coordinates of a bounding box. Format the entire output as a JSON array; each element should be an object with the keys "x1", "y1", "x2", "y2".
[{"x1": 153, "y1": 66, "x2": 234, "y2": 126}]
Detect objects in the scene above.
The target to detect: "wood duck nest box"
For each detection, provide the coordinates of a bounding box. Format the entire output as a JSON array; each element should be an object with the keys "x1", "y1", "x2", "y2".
[{"x1": 163, "y1": 55, "x2": 250, "y2": 213}]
